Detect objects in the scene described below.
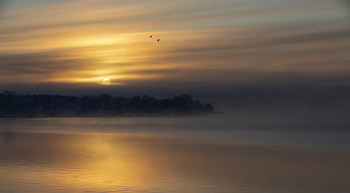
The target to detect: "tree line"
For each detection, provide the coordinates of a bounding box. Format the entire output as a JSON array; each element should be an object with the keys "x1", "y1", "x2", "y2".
[{"x1": 0, "y1": 91, "x2": 214, "y2": 117}]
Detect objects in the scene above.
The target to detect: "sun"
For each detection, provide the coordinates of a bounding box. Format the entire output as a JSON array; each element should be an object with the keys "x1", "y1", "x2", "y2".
[{"x1": 102, "y1": 78, "x2": 111, "y2": 85}]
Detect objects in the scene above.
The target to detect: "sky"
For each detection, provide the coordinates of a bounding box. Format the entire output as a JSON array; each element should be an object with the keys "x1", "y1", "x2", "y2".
[{"x1": 0, "y1": 0, "x2": 350, "y2": 109}]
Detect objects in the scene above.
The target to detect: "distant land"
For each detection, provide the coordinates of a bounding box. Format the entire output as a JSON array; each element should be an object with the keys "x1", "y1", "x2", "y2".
[{"x1": 0, "y1": 91, "x2": 214, "y2": 117}]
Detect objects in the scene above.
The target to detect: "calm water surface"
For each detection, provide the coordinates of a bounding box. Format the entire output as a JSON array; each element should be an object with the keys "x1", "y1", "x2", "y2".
[{"x1": 1, "y1": 115, "x2": 350, "y2": 193}]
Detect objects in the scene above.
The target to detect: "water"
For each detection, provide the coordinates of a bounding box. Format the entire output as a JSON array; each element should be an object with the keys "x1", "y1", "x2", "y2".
[{"x1": 1, "y1": 114, "x2": 350, "y2": 193}]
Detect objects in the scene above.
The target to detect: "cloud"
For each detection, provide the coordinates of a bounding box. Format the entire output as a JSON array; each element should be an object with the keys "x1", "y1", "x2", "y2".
[
  {"x1": 268, "y1": 29, "x2": 350, "y2": 45},
  {"x1": 0, "y1": 0, "x2": 8, "y2": 8},
  {"x1": 0, "y1": 0, "x2": 9, "y2": 20},
  {"x1": 1, "y1": 49, "x2": 350, "y2": 112},
  {"x1": 0, "y1": 51, "x2": 96, "y2": 84},
  {"x1": 0, "y1": 0, "x2": 349, "y2": 111},
  {"x1": 0, "y1": 0, "x2": 340, "y2": 37},
  {"x1": 341, "y1": 0, "x2": 350, "y2": 7},
  {"x1": 1, "y1": 24, "x2": 349, "y2": 86}
]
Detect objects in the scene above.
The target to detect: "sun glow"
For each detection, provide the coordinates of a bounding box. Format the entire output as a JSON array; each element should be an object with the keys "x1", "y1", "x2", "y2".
[
  {"x1": 102, "y1": 77, "x2": 111, "y2": 85},
  {"x1": 3, "y1": 27, "x2": 168, "y2": 86}
]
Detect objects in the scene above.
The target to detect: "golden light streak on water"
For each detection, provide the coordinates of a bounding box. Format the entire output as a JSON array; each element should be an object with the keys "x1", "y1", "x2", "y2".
[{"x1": 1, "y1": 117, "x2": 350, "y2": 193}]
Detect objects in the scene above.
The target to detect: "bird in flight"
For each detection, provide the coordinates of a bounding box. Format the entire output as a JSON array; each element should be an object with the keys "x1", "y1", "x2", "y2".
[{"x1": 148, "y1": 35, "x2": 160, "y2": 43}]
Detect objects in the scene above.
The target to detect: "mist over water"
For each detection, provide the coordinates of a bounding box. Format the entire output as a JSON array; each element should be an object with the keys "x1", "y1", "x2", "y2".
[
  {"x1": 1, "y1": 0, "x2": 349, "y2": 191},
  {"x1": 1, "y1": 113, "x2": 350, "y2": 151},
  {"x1": 1, "y1": 115, "x2": 350, "y2": 193}
]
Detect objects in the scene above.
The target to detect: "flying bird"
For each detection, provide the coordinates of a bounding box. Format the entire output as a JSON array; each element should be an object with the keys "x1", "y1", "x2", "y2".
[{"x1": 148, "y1": 34, "x2": 160, "y2": 43}]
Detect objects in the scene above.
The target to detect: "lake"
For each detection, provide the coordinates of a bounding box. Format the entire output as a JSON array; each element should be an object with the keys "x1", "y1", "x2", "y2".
[{"x1": 1, "y1": 114, "x2": 350, "y2": 193}]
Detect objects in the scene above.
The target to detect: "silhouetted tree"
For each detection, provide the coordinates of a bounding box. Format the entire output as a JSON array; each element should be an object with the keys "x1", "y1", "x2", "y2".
[{"x1": 0, "y1": 91, "x2": 214, "y2": 117}]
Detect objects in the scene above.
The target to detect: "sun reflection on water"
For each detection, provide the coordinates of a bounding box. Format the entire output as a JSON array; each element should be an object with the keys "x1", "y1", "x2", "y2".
[{"x1": 1, "y1": 128, "x2": 350, "y2": 193}]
